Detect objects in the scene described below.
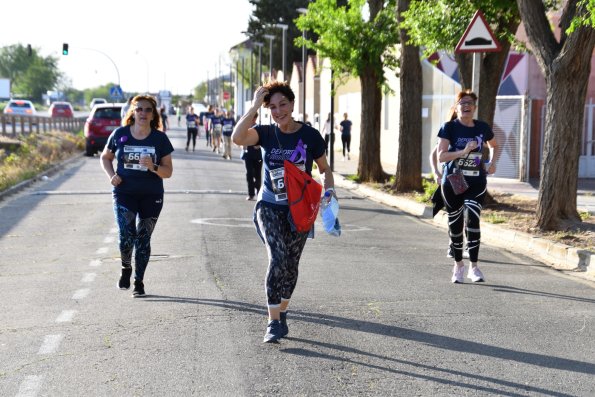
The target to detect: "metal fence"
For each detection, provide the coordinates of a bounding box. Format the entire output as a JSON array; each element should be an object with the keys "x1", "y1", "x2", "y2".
[{"x1": 0, "y1": 115, "x2": 86, "y2": 136}]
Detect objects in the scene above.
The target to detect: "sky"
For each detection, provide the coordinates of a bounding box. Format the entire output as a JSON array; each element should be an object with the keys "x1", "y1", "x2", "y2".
[{"x1": 1, "y1": 0, "x2": 254, "y2": 96}]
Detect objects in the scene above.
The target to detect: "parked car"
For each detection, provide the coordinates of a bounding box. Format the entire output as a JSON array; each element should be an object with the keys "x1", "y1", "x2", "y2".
[
  {"x1": 48, "y1": 101, "x2": 74, "y2": 118},
  {"x1": 3, "y1": 99, "x2": 37, "y2": 116},
  {"x1": 89, "y1": 98, "x2": 107, "y2": 110},
  {"x1": 84, "y1": 103, "x2": 122, "y2": 156}
]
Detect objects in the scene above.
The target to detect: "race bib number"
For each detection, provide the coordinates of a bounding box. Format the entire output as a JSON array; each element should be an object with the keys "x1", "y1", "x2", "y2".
[
  {"x1": 456, "y1": 152, "x2": 482, "y2": 176},
  {"x1": 187, "y1": 121, "x2": 196, "y2": 128},
  {"x1": 123, "y1": 146, "x2": 156, "y2": 171},
  {"x1": 269, "y1": 163, "x2": 306, "y2": 201}
]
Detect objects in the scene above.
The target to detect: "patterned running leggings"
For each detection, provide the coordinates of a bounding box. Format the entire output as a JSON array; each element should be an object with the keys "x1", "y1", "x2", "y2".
[
  {"x1": 113, "y1": 192, "x2": 163, "y2": 281},
  {"x1": 442, "y1": 179, "x2": 487, "y2": 262},
  {"x1": 256, "y1": 205, "x2": 309, "y2": 307}
]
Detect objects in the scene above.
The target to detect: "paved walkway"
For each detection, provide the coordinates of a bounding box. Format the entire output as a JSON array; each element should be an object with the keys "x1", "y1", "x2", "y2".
[
  {"x1": 330, "y1": 152, "x2": 595, "y2": 214},
  {"x1": 329, "y1": 151, "x2": 595, "y2": 281}
]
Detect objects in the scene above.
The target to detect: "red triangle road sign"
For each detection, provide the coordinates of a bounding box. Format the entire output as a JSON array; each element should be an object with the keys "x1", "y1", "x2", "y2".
[{"x1": 455, "y1": 10, "x2": 501, "y2": 53}]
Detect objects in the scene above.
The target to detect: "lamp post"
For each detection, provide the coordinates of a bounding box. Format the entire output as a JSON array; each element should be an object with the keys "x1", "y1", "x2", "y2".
[
  {"x1": 253, "y1": 42, "x2": 263, "y2": 86},
  {"x1": 297, "y1": 8, "x2": 308, "y2": 121},
  {"x1": 274, "y1": 23, "x2": 288, "y2": 80},
  {"x1": 263, "y1": 34, "x2": 275, "y2": 80}
]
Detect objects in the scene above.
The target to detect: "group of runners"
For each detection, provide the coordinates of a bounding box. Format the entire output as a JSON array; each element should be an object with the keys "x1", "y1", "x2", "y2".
[{"x1": 183, "y1": 105, "x2": 236, "y2": 159}]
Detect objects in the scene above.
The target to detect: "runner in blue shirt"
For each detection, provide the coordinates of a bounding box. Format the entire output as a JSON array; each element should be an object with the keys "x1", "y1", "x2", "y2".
[
  {"x1": 232, "y1": 81, "x2": 336, "y2": 343},
  {"x1": 185, "y1": 106, "x2": 200, "y2": 152},
  {"x1": 221, "y1": 110, "x2": 236, "y2": 159},
  {"x1": 100, "y1": 95, "x2": 174, "y2": 297}
]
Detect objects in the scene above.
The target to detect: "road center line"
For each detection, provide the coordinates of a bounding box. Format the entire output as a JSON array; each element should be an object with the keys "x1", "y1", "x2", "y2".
[
  {"x1": 38, "y1": 335, "x2": 63, "y2": 354},
  {"x1": 89, "y1": 259, "x2": 101, "y2": 267},
  {"x1": 16, "y1": 375, "x2": 44, "y2": 397},
  {"x1": 81, "y1": 273, "x2": 96, "y2": 283},
  {"x1": 55, "y1": 310, "x2": 77, "y2": 323},
  {"x1": 71, "y1": 289, "x2": 90, "y2": 300}
]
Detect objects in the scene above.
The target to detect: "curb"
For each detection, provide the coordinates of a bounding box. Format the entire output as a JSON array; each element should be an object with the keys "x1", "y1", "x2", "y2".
[
  {"x1": 334, "y1": 173, "x2": 595, "y2": 282},
  {"x1": 0, "y1": 153, "x2": 84, "y2": 202}
]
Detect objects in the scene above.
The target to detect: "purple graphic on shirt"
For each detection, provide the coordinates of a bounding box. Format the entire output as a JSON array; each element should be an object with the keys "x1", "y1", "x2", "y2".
[{"x1": 289, "y1": 139, "x2": 307, "y2": 163}]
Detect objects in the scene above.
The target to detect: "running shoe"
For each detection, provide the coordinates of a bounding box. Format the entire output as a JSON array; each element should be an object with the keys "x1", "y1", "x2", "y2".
[
  {"x1": 451, "y1": 264, "x2": 465, "y2": 283},
  {"x1": 446, "y1": 247, "x2": 454, "y2": 258},
  {"x1": 132, "y1": 280, "x2": 146, "y2": 297},
  {"x1": 280, "y1": 312, "x2": 288, "y2": 338},
  {"x1": 118, "y1": 267, "x2": 132, "y2": 290},
  {"x1": 263, "y1": 320, "x2": 282, "y2": 343},
  {"x1": 467, "y1": 266, "x2": 485, "y2": 282}
]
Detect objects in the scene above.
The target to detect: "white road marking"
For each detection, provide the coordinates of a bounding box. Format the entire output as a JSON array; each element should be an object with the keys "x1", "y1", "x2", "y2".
[
  {"x1": 110, "y1": 227, "x2": 118, "y2": 234},
  {"x1": 89, "y1": 259, "x2": 101, "y2": 267},
  {"x1": 190, "y1": 217, "x2": 372, "y2": 232},
  {"x1": 95, "y1": 247, "x2": 108, "y2": 254},
  {"x1": 38, "y1": 335, "x2": 63, "y2": 354},
  {"x1": 103, "y1": 236, "x2": 115, "y2": 243},
  {"x1": 71, "y1": 289, "x2": 90, "y2": 300},
  {"x1": 16, "y1": 375, "x2": 43, "y2": 397},
  {"x1": 81, "y1": 273, "x2": 96, "y2": 283},
  {"x1": 55, "y1": 310, "x2": 77, "y2": 323}
]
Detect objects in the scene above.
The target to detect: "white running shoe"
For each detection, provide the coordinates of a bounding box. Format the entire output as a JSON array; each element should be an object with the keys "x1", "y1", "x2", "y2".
[
  {"x1": 467, "y1": 266, "x2": 485, "y2": 282},
  {"x1": 451, "y1": 264, "x2": 465, "y2": 283}
]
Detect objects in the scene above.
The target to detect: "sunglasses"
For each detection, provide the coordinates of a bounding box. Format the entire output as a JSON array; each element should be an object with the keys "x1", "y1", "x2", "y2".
[{"x1": 135, "y1": 107, "x2": 153, "y2": 113}]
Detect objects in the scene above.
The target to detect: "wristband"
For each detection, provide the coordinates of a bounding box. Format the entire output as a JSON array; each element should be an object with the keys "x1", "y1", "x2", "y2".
[
  {"x1": 325, "y1": 187, "x2": 335, "y2": 194},
  {"x1": 153, "y1": 164, "x2": 159, "y2": 172}
]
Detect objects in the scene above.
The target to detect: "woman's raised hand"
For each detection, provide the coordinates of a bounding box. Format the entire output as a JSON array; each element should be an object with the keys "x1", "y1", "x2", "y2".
[{"x1": 253, "y1": 86, "x2": 268, "y2": 107}]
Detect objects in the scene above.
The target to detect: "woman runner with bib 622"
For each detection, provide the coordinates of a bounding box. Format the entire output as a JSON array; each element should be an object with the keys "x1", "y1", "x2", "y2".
[
  {"x1": 438, "y1": 90, "x2": 498, "y2": 284},
  {"x1": 232, "y1": 81, "x2": 336, "y2": 343}
]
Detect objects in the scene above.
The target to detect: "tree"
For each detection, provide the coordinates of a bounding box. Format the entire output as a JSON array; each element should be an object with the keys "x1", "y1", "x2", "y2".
[
  {"x1": 394, "y1": 0, "x2": 423, "y2": 192},
  {"x1": 297, "y1": 0, "x2": 400, "y2": 182},
  {"x1": 401, "y1": 1, "x2": 520, "y2": 128},
  {"x1": 0, "y1": 44, "x2": 61, "y2": 101},
  {"x1": 517, "y1": 0, "x2": 595, "y2": 230},
  {"x1": 247, "y1": 0, "x2": 313, "y2": 81}
]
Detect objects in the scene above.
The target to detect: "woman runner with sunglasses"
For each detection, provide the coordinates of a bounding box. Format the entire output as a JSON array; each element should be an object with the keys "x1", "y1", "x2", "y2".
[
  {"x1": 437, "y1": 90, "x2": 498, "y2": 284},
  {"x1": 100, "y1": 95, "x2": 174, "y2": 297}
]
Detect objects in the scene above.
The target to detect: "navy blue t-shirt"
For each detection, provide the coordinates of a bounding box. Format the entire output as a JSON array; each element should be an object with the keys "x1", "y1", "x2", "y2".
[
  {"x1": 186, "y1": 113, "x2": 199, "y2": 130},
  {"x1": 255, "y1": 123, "x2": 326, "y2": 207},
  {"x1": 106, "y1": 126, "x2": 174, "y2": 195},
  {"x1": 437, "y1": 119, "x2": 494, "y2": 183},
  {"x1": 340, "y1": 120, "x2": 352, "y2": 136},
  {"x1": 221, "y1": 117, "x2": 235, "y2": 136}
]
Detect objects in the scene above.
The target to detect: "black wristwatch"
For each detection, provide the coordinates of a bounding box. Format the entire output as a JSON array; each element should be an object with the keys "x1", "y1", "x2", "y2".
[{"x1": 152, "y1": 164, "x2": 159, "y2": 172}]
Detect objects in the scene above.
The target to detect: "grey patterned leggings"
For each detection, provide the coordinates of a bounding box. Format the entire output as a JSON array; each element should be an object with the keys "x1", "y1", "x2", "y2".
[{"x1": 256, "y1": 205, "x2": 309, "y2": 306}]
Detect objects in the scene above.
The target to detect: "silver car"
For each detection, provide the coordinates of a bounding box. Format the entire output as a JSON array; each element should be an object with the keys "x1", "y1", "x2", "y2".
[{"x1": 3, "y1": 99, "x2": 37, "y2": 116}]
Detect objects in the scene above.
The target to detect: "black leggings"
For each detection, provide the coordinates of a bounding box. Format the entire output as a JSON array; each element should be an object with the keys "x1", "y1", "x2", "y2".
[
  {"x1": 441, "y1": 179, "x2": 486, "y2": 262},
  {"x1": 256, "y1": 205, "x2": 309, "y2": 306},
  {"x1": 341, "y1": 134, "x2": 351, "y2": 156},
  {"x1": 244, "y1": 158, "x2": 262, "y2": 197},
  {"x1": 186, "y1": 128, "x2": 198, "y2": 149}
]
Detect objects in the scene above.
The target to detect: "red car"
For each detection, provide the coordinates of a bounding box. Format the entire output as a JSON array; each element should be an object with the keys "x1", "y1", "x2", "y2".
[
  {"x1": 48, "y1": 101, "x2": 74, "y2": 118},
  {"x1": 84, "y1": 103, "x2": 122, "y2": 156}
]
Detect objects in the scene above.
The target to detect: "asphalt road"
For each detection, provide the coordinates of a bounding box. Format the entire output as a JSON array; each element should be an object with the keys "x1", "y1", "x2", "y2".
[{"x1": 0, "y1": 126, "x2": 593, "y2": 396}]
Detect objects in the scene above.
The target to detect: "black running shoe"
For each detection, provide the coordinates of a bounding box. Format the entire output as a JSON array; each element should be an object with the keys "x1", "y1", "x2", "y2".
[
  {"x1": 263, "y1": 320, "x2": 282, "y2": 343},
  {"x1": 118, "y1": 267, "x2": 132, "y2": 290},
  {"x1": 132, "y1": 280, "x2": 145, "y2": 298},
  {"x1": 280, "y1": 312, "x2": 288, "y2": 338}
]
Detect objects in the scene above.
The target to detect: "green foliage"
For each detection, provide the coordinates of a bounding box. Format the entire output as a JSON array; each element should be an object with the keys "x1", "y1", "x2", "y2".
[
  {"x1": 484, "y1": 213, "x2": 507, "y2": 224},
  {"x1": 295, "y1": 0, "x2": 399, "y2": 86},
  {"x1": 0, "y1": 44, "x2": 61, "y2": 101},
  {"x1": 0, "y1": 131, "x2": 83, "y2": 191},
  {"x1": 567, "y1": 0, "x2": 595, "y2": 34},
  {"x1": 401, "y1": 0, "x2": 519, "y2": 58}
]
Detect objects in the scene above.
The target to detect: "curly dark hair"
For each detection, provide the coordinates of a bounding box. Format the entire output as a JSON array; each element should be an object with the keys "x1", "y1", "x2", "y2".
[
  {"x1": 123, "y1": 95, "x2": 163, "y2": 131},
  {"x1": 263, "y1": 81, "x2": 295, "y2": 107}
]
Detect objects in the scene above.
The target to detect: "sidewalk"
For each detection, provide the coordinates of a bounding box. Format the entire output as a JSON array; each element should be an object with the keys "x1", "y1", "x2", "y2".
[{"x1": 330, "y1": 151, "x2": 595, "y2": 282}]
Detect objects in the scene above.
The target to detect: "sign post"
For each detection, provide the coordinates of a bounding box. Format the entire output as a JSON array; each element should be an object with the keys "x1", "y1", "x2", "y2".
[{"x1": 454, "y1": 10, "x2": 501, "y2": 115}]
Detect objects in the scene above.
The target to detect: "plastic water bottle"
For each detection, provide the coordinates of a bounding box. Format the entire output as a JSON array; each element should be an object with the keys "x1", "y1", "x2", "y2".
[{"x1": 320, "y1": 191, "x2": 341, "y2": 236}]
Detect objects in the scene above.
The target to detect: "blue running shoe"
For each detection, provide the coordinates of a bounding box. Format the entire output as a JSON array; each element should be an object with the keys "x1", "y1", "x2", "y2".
[{"x1": 263, "y1": 320, "x2": 282, "y2": 343}]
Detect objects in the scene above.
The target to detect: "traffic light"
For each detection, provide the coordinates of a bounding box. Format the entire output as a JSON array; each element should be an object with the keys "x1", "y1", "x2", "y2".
[
  {"x1": 27, "y1": 44, "x2": 32, "y2": 56},
  {"x1": 62, "y1": 43, "x2": 69, "y2": 55}
]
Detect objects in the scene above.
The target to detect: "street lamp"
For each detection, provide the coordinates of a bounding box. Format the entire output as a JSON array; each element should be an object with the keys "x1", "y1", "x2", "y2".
[
  {"x1": 297, "y1": 8, "x2": 308, "y2": 122},
  {"x1": 253, "y1": 41, "x2": 263, "y2": 86},
  {"x1": 274, "y1": 23, "x2": 288, "y2": 80},
  {"x1": 263, "y1": 34, "x2": 275, "y2": 81}
]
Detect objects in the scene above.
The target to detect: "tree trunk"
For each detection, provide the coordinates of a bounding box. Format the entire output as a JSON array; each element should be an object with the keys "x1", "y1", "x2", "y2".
[
  {"x1": 394, "y1": 0, "x2": 423, "y2": 192},
  {"x1": 517, "y1": 0, "x2": 595, "y2": 230},
  {"x1": 358, "y1": 66, "x2": 385, "y2": 182}
]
